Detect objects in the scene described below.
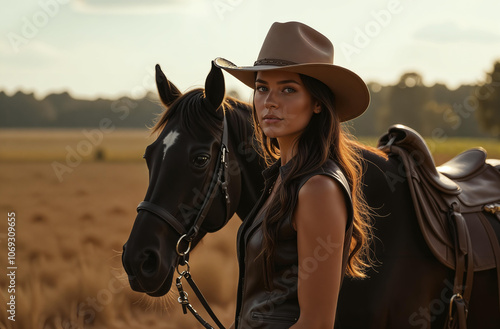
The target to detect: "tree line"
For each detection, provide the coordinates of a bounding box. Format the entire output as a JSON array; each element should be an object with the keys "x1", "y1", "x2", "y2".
[
  {"x1": 0, "y1": 91, "x2": 160, "y2": 129},
  {"x1": 1, "y1": 62, "x2": 499, "y2": 138},
  {"x1": 351, "y1": 61, "x2": 500, "y2": 138}
]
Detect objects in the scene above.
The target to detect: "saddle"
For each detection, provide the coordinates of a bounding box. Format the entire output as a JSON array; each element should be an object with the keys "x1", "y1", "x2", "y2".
[{"x1": 378, "y1": 124, "x2": 500, "y2": 329}]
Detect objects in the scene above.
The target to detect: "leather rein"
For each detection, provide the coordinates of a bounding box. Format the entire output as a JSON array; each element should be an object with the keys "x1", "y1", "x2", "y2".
[{"x1": 136, "y1": 115, "x2": 230, "y2": 329}]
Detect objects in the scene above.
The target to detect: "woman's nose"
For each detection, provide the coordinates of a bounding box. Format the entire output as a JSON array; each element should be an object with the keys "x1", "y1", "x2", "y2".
[{"x1": 264, "y1": 90, "x2": 278, "y2": 109}]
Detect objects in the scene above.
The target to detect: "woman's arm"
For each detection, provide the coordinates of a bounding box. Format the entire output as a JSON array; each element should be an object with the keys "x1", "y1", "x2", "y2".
[{"x1": 290, "y1": 175, "x2": 347, "y2": 329}]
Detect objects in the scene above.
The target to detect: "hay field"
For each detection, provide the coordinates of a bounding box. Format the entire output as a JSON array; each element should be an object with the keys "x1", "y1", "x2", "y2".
[
  {"x1": 0, "y1": 129, "x2": 240, "y2": 329},
  {"x1": 0, "y1": 129, "x2": 498, "y2": 329},
  {"x1": 0, "y1": 129, "x2": 156, "y2": 162},
  {"x1": 0, "y1": 128, "x2": 498, "y2": 164}
]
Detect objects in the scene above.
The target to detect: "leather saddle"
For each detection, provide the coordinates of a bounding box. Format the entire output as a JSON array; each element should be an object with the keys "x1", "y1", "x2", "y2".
[{"x1": 378, "y1": 124, "x2": 500, "y2": 329}]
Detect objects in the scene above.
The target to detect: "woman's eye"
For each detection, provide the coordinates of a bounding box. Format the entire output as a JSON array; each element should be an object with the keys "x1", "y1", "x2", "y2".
[
  {"x1": 256, "y1": 85, "x2": 268, "y2": 92},
  {"x1": 193, "y1": 155, "x2": 210, "y2": 168},
  {"x1": 283, "y1": 87, "x2": 295, "y2": 93}
]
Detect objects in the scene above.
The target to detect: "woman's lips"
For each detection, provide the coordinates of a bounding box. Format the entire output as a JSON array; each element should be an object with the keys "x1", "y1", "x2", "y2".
[{"x1": 262, "y1": 115, "x2": 282, "y2": 124}]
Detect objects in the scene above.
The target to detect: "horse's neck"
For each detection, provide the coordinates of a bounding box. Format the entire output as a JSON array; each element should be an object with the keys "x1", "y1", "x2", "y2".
[{"x1": 226, "y1": 103, "x2": 266, "y2": 220}]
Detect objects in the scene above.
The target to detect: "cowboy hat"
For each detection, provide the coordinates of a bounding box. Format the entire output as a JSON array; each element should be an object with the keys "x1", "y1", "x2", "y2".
[{"x1": 214, "y1": 21, "x2": 370, "y2": 122}]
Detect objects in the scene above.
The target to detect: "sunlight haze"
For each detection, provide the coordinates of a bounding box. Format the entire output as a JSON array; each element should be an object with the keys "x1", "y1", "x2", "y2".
[{"x1": 1, "y1": 0, "x2": 499, "y2": 100}]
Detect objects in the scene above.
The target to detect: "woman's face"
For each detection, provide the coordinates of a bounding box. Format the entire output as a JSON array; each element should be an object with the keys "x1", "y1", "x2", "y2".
[{"x1": 254, "y1": 70, "x2": 320, "y2": 142}]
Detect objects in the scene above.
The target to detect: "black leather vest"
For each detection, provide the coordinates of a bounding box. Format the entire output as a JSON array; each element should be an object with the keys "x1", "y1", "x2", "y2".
[{"x1": 234, "y1": 159, "x2": 354, "y2": 329}]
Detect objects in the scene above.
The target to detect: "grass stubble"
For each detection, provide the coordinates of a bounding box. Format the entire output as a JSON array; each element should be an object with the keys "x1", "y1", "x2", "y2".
[
  {"x1": 0, "y1": 130, "x2": 497, "y2": 328},
  {"x1": 0, "y1": 160, "x2": 239, "y2": 329}
]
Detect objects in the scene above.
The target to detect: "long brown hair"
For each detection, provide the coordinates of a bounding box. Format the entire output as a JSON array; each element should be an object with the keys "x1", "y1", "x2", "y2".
[{"x1": 254, "y1": 74, "x2": 375, "y2": 283}]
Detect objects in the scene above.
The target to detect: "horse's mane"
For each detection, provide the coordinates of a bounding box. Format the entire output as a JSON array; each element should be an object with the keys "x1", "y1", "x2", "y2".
[{"x1": 151, "y1": 88, "x2": 253, "y2": 140}]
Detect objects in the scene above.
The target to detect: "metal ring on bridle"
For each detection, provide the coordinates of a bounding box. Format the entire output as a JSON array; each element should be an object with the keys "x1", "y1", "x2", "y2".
[
  {"x1": 177, "y1": 261, "x2": 191, "y2": 276},
  {"x1": 176, "y1": 234, "x2": 192, "y2": 257}
]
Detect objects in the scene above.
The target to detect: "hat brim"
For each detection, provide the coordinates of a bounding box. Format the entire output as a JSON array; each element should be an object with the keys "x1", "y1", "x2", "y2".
[{"x1": 214, "y1": 57, "x2": 369, "y2": 122}]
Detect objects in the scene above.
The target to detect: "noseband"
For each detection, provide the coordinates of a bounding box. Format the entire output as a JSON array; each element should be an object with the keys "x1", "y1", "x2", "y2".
[{"x1": 136, "y1": 114, "x2": 230, "y2": 259}]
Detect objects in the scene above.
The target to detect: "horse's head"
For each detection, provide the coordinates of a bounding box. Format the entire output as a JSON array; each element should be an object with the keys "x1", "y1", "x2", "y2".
[{"x1": 122, "y1": 62, "x2": 244, "y2": 296}]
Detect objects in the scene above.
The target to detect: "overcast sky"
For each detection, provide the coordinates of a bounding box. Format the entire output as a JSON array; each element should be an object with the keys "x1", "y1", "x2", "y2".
[{"x1": 1, "y1": 0, "x2": 500, "y2": 100}]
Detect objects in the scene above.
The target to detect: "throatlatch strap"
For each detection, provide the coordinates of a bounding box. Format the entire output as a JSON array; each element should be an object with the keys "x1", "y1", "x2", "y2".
[{"x1": 186, "y1": 115, "x2": 230, "y2": 241}]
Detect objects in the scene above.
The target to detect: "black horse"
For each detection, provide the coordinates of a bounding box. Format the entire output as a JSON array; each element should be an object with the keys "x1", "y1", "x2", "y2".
[{"x1": 122, "y1": 63, "x2": 500, "y2": 328}]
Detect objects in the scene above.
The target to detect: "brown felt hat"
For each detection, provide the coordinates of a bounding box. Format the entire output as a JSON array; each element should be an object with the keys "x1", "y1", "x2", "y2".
[{"x1": 214, "y1": 21, "x2": 370, "y2": 122}]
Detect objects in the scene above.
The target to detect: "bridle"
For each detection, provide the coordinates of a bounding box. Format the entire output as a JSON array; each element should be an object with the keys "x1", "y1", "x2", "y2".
[
  {"x1": 136, "y1": 114, "x2": 230, "y2": 329},
  {"x1": 137, "y1": 114, "x2": 230, "y2": 253}
]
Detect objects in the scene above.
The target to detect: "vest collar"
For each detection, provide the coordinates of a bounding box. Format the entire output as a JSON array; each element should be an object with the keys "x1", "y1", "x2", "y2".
[{"x1": 262, "y1": 158, "x2": 294, "y2": 182}]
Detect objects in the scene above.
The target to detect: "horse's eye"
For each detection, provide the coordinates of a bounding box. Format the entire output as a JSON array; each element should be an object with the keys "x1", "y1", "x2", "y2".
[{"x1": 193, "y1": 155, "x2": 210, "y2": 168}]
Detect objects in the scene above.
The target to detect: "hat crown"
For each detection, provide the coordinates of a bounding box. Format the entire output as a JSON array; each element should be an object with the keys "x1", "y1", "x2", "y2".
[
  {"x1": 256, "y1": 21, "x2": 334, "y2": 66},
  {"x1": 214, "y1": 21, "x2": 370, "y2": 122}
]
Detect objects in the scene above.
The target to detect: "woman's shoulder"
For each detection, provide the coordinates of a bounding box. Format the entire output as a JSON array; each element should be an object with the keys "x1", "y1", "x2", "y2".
[
  {"x1": 296, "y1": 159, "x2": 350, "y2": 197},
  {"x1": 297, "y1": 159, "x2": 349, "y2": 211},
  {"x1": 293, "y1": 171, "x2": 349, "y2": 232},
  {"x1": 298, "y1": 173, "x2": 345, "y2": 204},
  {"x1": 295, "y1": 159, "x2": 354, "y2": 228}
]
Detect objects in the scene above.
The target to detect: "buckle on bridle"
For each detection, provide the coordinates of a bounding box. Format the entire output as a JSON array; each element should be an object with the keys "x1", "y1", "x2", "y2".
[{"x1": 448, "y1": 293, "x2": 467, "y2": 321}]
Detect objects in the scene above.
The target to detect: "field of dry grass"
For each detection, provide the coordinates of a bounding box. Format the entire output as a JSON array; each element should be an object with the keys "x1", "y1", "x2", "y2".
[
  {"x1": 0, "y1": 160, "x2": 240, "y2": 329},
  {"x1": 0, "y1": 129, "x2": 243, "y2": 328},
  {"x1": 0, "y1": 128, "x2": 498, "y2": 163},
  {"x1": 0, "y1": 129, "x2": 156, "y2": 162},
  {"x1": 0, "y1": 129, "x2": 498, "y2": 329}
]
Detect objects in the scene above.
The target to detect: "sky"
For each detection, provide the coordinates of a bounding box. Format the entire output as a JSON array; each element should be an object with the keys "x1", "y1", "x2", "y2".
[{"x1": 1, "y1": 0, "x2": 500, "y2": 101}]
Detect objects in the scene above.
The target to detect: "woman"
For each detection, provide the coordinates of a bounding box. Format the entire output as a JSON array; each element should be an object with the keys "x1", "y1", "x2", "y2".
[{"x1": 215, "y1": 21, "x2": 372, "y2": 329}]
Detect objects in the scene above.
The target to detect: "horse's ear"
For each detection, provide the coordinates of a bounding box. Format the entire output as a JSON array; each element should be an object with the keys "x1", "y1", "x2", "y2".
[
  {"x1": 204, "y1": 61, "x2": 225, "y2": 118},
  {"x1": 156, "y1": 64, "x2": 182, "y2": 107}
]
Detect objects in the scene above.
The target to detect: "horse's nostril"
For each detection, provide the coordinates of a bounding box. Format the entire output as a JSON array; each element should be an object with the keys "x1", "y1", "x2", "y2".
[{"x1": 142, "y1": 251, "x2": 159, "y2": 275}]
